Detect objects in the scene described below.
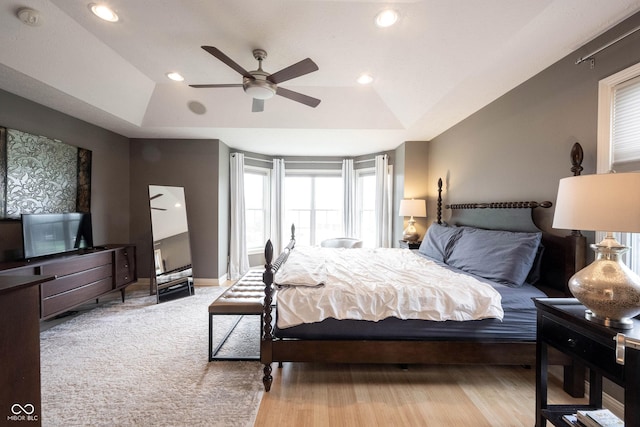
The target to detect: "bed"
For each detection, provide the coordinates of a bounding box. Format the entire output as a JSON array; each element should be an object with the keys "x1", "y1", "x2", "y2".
[{"x1": 260, "y1": 172, "x2": 587, "y2": 394}]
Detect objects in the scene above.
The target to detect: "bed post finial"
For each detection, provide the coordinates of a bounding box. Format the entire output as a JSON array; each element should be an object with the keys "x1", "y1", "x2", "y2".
[
  {"x1": 265, "y1": 239, "x2": 273, "y2": 265},
  {"x1": 571, "y1": 142, "x2": 584, "y2": 176},
  {"x1": 569, "y1": 142, "x2": 585, "y2": 237},
  {"x1": 437, "y1": 178, "x2": 443, "y2": 224}
]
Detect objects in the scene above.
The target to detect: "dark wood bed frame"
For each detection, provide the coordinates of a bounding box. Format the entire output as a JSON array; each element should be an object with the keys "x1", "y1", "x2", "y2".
[{"x1": 260, "y1": 144, "x2": 588, "y2": 394}]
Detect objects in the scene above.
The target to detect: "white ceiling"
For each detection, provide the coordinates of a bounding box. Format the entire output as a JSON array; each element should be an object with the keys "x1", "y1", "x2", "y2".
[{"x1": 1, "y1": 0, "x2": 639, "y2": 156}]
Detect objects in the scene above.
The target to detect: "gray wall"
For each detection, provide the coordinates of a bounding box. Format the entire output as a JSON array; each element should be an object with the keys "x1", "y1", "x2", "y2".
[
  {"x1": 0, "y1": 89, "x2": 130, "y2": 259},
  {"x1": 129, "y1": 138, "x2": 229, "y2": 281},
  {"x1": 428, "y1": 12, "x2": 640, "y2": 235}
]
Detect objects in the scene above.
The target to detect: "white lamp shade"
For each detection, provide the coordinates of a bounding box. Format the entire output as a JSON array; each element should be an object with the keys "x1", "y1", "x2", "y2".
[
  {"x1": 552, "y1": 172, "x2": 640, "y2": 233},
  {"x1": 399, "y1": 199, "x2": 426, "y2": 217}
]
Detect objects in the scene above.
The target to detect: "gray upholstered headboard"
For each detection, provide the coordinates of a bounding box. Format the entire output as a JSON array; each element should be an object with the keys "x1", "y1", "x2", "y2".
[{"x1": 447, "y1": 205, "x2": 551, "y2": 233}]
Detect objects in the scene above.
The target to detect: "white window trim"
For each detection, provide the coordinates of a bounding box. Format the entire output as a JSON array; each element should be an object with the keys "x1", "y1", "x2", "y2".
[
  {"x1": 244, "y1": 165, "x2": 271, "y2": 255},
  {"x1": 597, "y1": 62, "x2": 640, "y2": 271},
  {"x1": 355, "y1": 167, "x2": 375, "y2": 244},
  {"x1": 597, "y1": 61, "x2": 640, "y2": 174},
  {"x1": 284, "y1": 170, "x2": 342, "y2": 246}
]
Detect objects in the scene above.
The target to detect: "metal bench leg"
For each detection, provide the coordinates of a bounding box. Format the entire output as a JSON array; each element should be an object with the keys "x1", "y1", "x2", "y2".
[{"x1": 208, "y1": 312, "x2": 213, "y2": 362}]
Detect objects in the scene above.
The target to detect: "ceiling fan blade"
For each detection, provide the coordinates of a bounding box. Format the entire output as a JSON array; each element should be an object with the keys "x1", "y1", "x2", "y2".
[
  {"x1": 276, "y1": 87, "x2": 321, "y2": 108},
  {"x1": 149, "y1": 194, "x2": 163, "y2": 201},
  {"x1": 252, "y1": 98, "x2": 265, "y2": 113},
  {"x1": 201, "y1": 46, "x2": 254, "y2": 79},
  {"x1": 189, "y1": 84, "x2": 243, "y2": 88},
  {"x1": 267, "y1": 58, "x2": 318, "y2": 84}
]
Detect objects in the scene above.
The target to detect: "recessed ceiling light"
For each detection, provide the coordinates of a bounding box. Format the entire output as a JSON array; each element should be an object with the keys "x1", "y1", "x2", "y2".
[
  {"x1": 90, "y1": 4, "x2": 119, "y2": 22},
  {"x1": 357, "y1": 74, "x2": 374, "y2": 85},
  {"x1": 166, "y1": 72, "x2": 185, "y2": 82},
  {"x1": 375, "y1": 9, "x2": 398, "y2": 28}
]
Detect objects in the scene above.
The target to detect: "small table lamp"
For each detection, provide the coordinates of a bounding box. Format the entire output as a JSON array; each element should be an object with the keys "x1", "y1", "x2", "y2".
[
  {"x1": 399, "y1": 199, "x2": 426, "y2": 242},
  {"x1": 553, "y1": 172, "x2": 640, "y2": 329}
]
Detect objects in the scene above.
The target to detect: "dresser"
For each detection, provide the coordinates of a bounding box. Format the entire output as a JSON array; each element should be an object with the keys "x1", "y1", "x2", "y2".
[
  {"x1": 0, "y1": 245, "x2": 136, "y2": 319},
  {"x1": 0, "y1": 275, "x2": 54, "y2": 426},
  {"x1": 534, "y1": 298, "x2": 640, "y2": 427}
]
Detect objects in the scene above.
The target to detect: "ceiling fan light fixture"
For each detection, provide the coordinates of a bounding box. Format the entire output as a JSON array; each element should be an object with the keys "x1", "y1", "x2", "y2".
[
  {"x1": 243, "y1": 79, "x2": 277, "y2": 100},
  {"x1": 89, "y1": 3, "x2": 119, "y2": 22},
  {"x1": 375, "y1": 9, "x2": 398, "y2": 28}
]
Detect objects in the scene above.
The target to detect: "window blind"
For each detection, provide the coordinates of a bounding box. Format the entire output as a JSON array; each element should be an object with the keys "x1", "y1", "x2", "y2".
[{"x1": 612, "y1": 75, "x2": 640, "y2": 171}]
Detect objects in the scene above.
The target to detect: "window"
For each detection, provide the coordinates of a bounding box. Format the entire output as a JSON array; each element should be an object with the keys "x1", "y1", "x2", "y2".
[
  {"x1": 244, "y1": 167, "x2": 270, "y2": 252},
  {"x1": 356, "y1": 168, "x2": 376, "y2": 247},
  {"x1": 597, "y1": 62, "x2": 640, "y2": 273},
  {"x1": 284, "y1": 173, "x2": 342, "y2": 246}
]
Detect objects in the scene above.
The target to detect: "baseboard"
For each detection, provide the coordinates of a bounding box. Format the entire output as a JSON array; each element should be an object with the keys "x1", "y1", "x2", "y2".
[
  {"x1": 194, "y1": 278, "x2": 222, "y2": 287},
  {"x1": 126, "y1": 279, "x2": 149, "y2": 291}
]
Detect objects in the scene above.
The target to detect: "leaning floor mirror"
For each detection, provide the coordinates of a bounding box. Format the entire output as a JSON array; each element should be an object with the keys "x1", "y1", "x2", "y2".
[{"x1": 148, "y1": 185, "x2": 194, "y2": 303}]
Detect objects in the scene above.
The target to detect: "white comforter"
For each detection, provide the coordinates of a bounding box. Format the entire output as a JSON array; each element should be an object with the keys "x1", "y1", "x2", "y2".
[{"x1": 274, "y1": 246, "x2": 504, "y2": 328}]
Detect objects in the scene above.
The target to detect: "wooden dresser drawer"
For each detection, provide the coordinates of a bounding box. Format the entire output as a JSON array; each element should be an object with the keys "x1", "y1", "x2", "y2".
[
  {"x1": 40, "y1": 252, "x2": 112, "y2": 277},
  {"x1": 114, "y1": 246, "x2": 136, "y2": 287},
  {"x1": 41, "y1": 277, "x2": 113, "y2": 318},
  {"x1": 41, "y1": 264, "x2": 112, "y2": 298}
]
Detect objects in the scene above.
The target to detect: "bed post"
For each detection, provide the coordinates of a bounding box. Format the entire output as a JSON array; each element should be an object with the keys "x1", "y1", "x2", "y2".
[
  {"x1": 562, "y1": 142, "x2": 588, "y2": 397},
  {"x1": 437, "y1": 177, "x2": 443, "y2": 224},
  {"x1": 262, "y1": 240, "x2": 274, "y2": 392}
]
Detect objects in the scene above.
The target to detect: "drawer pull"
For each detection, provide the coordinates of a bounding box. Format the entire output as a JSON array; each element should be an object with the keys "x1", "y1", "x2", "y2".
[{"x1": 567, "y1": 338, "x2": 577, "y2": 348}]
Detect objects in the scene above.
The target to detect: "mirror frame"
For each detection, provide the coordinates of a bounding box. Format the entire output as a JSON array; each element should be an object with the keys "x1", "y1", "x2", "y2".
[{"x1": 148, "y1": 185, "x2": 193, "y2": 303}]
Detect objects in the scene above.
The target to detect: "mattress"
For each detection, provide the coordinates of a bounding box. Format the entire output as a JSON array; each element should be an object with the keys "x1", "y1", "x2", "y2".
[{"x1": 274, "y1": 252, "x2": 547, "y2": 341}]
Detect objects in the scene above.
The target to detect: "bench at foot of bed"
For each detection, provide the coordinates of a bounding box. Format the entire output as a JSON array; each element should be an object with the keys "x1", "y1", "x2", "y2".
[{"x1": 208, "y1": 269, "x2": 264, "y2": 361}]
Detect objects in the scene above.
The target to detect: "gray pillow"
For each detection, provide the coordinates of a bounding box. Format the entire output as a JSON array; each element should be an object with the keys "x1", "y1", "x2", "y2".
[
  {"x1": 446, "y1": 226, "x2": 542, "y2": 287},
  {"x1": 418, "y1": 222, "x2": 462, "y2": 262}
]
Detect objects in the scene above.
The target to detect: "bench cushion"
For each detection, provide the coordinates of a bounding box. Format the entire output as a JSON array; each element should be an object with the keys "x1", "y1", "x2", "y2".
[{"x1": 209, "y1": 269, "x2": 264, "y2": 315}]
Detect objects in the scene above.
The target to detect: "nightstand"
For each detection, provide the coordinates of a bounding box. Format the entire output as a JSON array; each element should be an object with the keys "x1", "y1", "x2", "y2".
[
  {"x1": 534, "y1": 298, "x2": 640, "y2": 427},
  {"x1": 399, "y1": 240, "x2": 421, "y2": 249}
]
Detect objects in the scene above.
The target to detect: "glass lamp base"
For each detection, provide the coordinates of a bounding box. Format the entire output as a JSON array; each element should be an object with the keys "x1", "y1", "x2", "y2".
[
  {"x1": 584, "y1": 309, "x2": 634, "y2": 329},
  {"x1": 402, "y1": 218, "x2": 419, "y2": 242},
  {"x1": 569, "y1": 242, "x2": 640, "y2": 330}
]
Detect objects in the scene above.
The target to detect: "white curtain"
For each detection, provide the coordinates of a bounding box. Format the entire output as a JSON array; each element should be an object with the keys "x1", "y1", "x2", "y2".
[
  {"x1": 374, "y1": 154, "x2": 392, "y2": 248},
  {"x1": 229, "y1": 153, "x2": 249, "y2": 280},
  {"x1": 270, "y1": 158, "x2": 286, "y2": 254},
  {"x1": 342, "y1": 159, "x2": 356, "y2": 237}
]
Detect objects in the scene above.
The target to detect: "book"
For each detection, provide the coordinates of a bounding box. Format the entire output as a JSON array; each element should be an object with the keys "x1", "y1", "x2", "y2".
[
  {"x1": 576, "y1": 409, "x2": 624, "y2": 427},
  {"x1": 562, "y1": 414, "x2": 580, "y2": 426}
]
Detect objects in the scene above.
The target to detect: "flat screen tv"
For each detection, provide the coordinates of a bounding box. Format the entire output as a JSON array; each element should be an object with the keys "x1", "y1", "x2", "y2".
[{"x1": 21, "y1": 213, "x2": 94, "y2": 259}]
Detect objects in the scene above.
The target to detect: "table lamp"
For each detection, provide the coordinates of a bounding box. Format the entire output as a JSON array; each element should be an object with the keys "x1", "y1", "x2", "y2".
[
  {"x1": 553, "y1": 172, "x2": 640, "y2": 329},
  {"x1": 399, "y1": 199, "x2": 426, "y2": 242}
]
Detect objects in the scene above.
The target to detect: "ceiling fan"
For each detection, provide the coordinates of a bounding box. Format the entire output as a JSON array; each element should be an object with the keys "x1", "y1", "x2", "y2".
[{"x1": 189, "y1": 46, "x2": 321, "y2": 112}]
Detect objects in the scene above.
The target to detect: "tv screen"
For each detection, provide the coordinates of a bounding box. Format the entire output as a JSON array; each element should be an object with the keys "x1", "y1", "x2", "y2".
[{"x1": 21, "y1": 213, "x2": 94, "y2": 259}]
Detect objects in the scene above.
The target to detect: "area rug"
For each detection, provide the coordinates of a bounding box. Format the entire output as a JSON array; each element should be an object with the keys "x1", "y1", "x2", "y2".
[{"x1": 40, "y1": 287, "x2": 264, "y2": 427}]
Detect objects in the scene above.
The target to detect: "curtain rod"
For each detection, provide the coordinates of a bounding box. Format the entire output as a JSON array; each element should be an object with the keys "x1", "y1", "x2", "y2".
[
  {"x1": 576, "y1": 24, "x2": 640, "y2": 66},
  {"x1": 240, "y1": 154, "x2": 375, "y2": 165},
  {"x1": 284, "y1": 159, "x2": 373, "y2": 164}
]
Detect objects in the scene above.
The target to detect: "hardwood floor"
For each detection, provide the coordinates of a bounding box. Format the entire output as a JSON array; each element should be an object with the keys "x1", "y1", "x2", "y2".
[{"x1": 254, "y1": 363, "x2": 586, "y2": 426}]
